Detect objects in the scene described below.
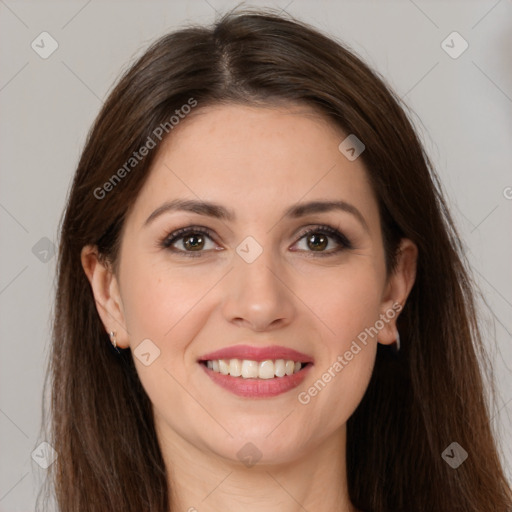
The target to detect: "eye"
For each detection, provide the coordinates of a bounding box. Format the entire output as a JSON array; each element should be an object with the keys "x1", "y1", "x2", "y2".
[
  {"x1": 160, "y1": 226, "x2": 219, "y2": 257},
  {"x1": 291, "y1": 225, "x2": 352, "y2": 256}
]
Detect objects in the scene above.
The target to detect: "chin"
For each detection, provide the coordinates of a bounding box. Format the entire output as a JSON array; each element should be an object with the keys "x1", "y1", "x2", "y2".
[{"x1": 199, "y1": 428, "x2": 313, "y2": 468}]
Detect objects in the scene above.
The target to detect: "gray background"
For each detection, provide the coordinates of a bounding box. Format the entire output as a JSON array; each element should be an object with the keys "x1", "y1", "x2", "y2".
[{"x1": 1, "y1": 1, "x2": 511, "y2": 510}]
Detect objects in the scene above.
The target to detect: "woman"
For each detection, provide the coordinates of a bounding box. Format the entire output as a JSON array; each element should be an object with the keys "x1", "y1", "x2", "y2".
[{"x1": 42, "y1": 7, "x2": 512, "y2": 512}]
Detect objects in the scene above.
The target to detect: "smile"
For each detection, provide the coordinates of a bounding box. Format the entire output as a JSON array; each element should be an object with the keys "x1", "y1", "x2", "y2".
[{"x1": 198, "y1": 345, "x2": 313, "y2": 398}]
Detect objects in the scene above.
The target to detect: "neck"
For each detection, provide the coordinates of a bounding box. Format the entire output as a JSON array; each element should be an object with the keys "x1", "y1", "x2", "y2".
[{"x1": 157, "y1": 423, "x2": 356, "y2": 512}]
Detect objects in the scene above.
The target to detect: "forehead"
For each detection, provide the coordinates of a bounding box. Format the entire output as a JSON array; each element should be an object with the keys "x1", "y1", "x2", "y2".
[{"x1": 127, "y1": 103, "x2": 379, "y2": 229}]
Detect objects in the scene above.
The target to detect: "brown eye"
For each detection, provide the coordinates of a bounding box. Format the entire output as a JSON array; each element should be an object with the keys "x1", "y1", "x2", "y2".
[
  {"x1": 306, "y1": 233, "x2": 328, "y2": 251},
  {"x1": 183, "y1": 233, "x2": 205, "y2": 251},
  {"x1": 161, "y1": 226, "x2": 217, "y2": 256},
  {"x1": 292, "y1": 225, "x2": 352, "y2": 256}
]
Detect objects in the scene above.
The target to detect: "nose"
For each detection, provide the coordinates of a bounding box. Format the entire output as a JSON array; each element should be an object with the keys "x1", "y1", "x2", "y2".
[{"x1": 221, "y1": 246, "x2": 296, "y2": 332}]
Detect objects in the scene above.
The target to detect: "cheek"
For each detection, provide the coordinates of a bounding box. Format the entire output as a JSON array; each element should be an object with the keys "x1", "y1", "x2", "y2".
[
  {"x1": 293, "y1": 264, "x2": 381, "y2": 426},
  {"x1": 119, "y1": 253, "x2": 211, "y2": 345},
  {"x1": 299, "y1": 261, "x2": 384, "y2": 341},
  {"x1": 118, "y1": 256, "x2": 215, "y2": 431},
  {"x1": 297, "y1": 322, "x2": 377, "y2": 440},
  {"x1": 307, "y1": 344, "x2": 376, "y2": 438}
]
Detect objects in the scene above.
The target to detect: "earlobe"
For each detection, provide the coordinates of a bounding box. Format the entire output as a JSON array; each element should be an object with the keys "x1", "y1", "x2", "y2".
[
  {"x1": 378, "y1": 238, "x2": 418, "y2": 346},
  {"x1": 80, "y1": 245, "x2": 129, "y2": 348}
]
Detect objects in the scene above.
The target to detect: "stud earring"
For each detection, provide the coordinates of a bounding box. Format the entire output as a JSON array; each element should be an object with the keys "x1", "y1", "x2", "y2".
[{"x1": 109, "y1": 331, "x2": 121, "y2": 354}]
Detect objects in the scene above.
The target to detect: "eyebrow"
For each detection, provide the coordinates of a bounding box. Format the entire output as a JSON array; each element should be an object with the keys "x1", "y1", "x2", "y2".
[{"x1": 144, "y1": 198, "x2": 369, "y2": 232}]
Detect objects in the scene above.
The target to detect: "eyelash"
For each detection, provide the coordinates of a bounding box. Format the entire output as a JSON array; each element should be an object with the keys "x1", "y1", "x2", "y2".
[{"x1": 159, "y1": 224, "x2": 353, "y2": 258}]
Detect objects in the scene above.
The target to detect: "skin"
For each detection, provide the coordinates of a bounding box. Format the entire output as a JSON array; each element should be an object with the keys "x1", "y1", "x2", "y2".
[{"x1": 82, "y1": 103, "x2": 417, "y2": 512}]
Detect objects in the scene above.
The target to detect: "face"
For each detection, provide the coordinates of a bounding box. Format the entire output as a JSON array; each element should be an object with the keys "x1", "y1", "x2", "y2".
[{"x1": 84, "y1": 103, "x2": 416, "y2": 467}]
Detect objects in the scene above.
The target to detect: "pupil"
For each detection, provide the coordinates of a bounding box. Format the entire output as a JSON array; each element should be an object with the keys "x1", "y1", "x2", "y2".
[
  {"x1": 308, "y1": 233, "x2": 327, "y2": 251},
  {"x1": 184, "y1": 234, "x2": 204, "y2": 250}
]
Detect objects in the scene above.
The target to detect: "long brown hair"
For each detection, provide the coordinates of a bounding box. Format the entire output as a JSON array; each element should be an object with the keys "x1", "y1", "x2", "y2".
[{"x1": 40, "y1": 7, "x2": 512, "y2": 511}]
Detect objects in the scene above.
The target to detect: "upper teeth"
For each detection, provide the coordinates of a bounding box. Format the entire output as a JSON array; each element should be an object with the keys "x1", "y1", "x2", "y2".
[{"x1": 206, "y1": 359, "x2": 303, "y2": 379}]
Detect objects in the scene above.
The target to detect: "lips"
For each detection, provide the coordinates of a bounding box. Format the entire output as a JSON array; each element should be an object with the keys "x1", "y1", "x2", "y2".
[{"x1": 198, "y1": 344, "x2": 313, "y2": 398}]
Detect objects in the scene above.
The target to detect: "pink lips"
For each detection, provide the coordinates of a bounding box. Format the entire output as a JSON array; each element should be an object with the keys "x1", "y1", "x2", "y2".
[{"x1": 198, "y1": 344, "x2": 313, "y2": 398}]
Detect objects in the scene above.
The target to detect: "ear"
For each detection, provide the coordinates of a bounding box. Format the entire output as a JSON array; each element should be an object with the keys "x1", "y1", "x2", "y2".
[
  {"x1": 377, "y1": 238, "x2": 418, "y2": 346},
  {"x1": 80, "y1": 245, "x2": 129, "y2": 349}
]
